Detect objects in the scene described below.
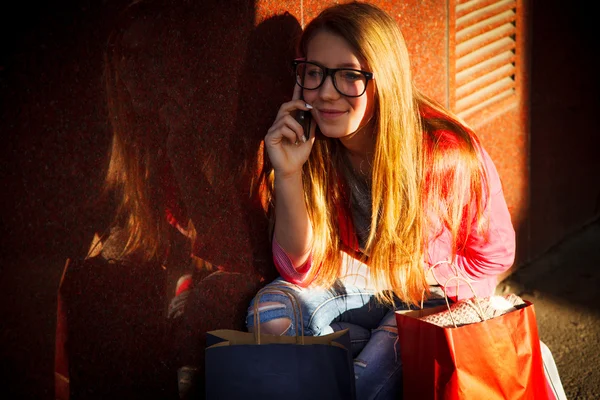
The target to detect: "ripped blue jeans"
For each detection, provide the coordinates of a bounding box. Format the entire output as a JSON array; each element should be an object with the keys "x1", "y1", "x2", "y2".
[{"x1": 246, "y1": 277, "x2": 448, "y2": 400}]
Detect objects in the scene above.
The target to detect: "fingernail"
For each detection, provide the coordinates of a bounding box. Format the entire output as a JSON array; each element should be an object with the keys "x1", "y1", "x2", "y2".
[
  {"x1": 305, "y1": 103, "x2": 313, "y2": 109},
  {"x1": 302, "y1": 136, "x2": 307, "y2": 143}
]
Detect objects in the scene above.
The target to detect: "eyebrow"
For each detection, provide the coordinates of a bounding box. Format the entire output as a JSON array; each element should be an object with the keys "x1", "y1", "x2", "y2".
[
  {"x1": 338, "y1": 62, "x2": 362, "y2": 69},
  {"x1": 307, "y1": 60, "x2": 363, "y2": 69}
]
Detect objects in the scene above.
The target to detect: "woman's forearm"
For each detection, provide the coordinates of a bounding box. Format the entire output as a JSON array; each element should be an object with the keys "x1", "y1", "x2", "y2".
[{"x1": 273, "y1": 171, "x2": 313, "y2": 267}]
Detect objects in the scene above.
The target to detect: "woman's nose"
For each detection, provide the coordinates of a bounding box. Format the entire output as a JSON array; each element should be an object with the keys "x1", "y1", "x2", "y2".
[{"x1": 318, "y1": 75, "x2": 340, "y2": 101}]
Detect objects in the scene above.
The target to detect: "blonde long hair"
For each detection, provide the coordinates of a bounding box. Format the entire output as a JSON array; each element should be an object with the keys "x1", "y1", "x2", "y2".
[{"x1": 263, "y1": 2, "x2": 490, "y2": 305}]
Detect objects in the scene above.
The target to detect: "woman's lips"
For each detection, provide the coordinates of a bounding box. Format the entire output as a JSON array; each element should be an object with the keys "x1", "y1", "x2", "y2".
[{"x1": 318, "y1": 108, "x2": 346, "y2": 120}]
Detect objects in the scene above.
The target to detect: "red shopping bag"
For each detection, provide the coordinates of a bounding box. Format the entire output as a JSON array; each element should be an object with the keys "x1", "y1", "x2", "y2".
[{"x1": 396, "y1": 299, "x2": 549, "y2": 399}]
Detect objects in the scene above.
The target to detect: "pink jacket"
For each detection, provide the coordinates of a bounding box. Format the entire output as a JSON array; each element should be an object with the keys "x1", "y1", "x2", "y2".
[{"x1": 272, "y1": 145, "x2": 516, "y2": 301}]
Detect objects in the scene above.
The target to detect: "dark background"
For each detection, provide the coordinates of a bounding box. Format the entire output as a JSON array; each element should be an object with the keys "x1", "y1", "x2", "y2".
[
  {"x1": 1, "y1": 2, "x2": 129, "y2": 398},
  {"x1": 1, "y1": 0, "x2": 599, "y2": 398}
]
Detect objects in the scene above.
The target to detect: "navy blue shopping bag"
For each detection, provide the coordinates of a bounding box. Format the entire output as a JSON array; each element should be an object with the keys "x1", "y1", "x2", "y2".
[
  {"x1": 205, "y1": 329, "x2": 355, "y2": 399},
  {"x1": 205, "y1": 289, "x2": 356, "y2": 399}
]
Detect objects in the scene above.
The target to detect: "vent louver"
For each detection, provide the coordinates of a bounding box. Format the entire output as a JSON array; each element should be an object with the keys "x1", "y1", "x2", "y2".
[{"x1": 455, "y1": 0, "x2": 518, "y2": 119}]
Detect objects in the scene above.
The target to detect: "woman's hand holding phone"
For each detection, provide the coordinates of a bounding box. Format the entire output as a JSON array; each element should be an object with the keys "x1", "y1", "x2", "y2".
[{"x1": 264, "y1": 83, "x2": 316, "y2": 179}]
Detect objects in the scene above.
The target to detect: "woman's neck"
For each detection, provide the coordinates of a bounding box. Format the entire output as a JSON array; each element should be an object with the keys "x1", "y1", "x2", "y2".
[{"x1": 340, "y1": 121, "x2": 376, "y2": 176}]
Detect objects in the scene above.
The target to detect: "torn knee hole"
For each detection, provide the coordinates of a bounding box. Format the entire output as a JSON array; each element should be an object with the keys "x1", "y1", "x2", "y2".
[{"x1": 259, "y1": 318, "x2": 292, "y2": 336}]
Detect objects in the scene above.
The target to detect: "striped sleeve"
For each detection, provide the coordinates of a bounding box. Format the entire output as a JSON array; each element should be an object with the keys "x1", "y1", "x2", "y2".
[{"x1": 272, "y1": 237, "x2": 315, "y2": 287}]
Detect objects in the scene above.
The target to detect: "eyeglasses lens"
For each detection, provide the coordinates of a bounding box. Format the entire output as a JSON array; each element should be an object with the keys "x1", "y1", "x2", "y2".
[{"x1": 295, "y1": 62, "x2": 367, "y2": 97}]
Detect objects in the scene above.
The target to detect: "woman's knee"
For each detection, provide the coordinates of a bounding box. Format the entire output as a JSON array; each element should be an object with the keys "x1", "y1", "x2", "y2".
[
  {"x1": 247, "y1": 300, "x2": 294, "y2": 335},
  {"x1": 252, "y1": 318, "x2": 292, "y2": 336}
]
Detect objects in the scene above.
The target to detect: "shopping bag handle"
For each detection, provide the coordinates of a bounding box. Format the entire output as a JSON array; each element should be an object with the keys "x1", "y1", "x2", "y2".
[
  {"x1": 441, "y1": 276, "x2": 487, "y2": 327},
  {"x1": 422, "y1": 260, "x2": 487, "y2": 328},
  {"x1": 420, "y1": 260, "x2": 462, "y2": 308},
  {"x1": 253, "y1": 288, "x2": 305, "y2": 345},
  {"x1": 428, "y1": 260, "x2": 461, "y2": 287}
]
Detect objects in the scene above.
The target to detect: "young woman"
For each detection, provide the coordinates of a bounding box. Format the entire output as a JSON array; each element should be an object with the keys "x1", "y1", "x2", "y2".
[{"x1": 246, "y1": 2, "x2": 565, "y2": 399}]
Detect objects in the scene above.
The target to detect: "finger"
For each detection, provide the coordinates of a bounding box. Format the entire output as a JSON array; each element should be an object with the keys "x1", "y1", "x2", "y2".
[
  {"x1": 275, "y1": 100, "x2": 314, "y2": 122},
  {"x1": 279, "y1": 126, "x2": 302, "y2": 146},
  {"x1": 292, "y1": 82, "x2": 302, "y2": 101},
  {"x1": 271, "y1": 114, "x2": 302, "y2": 134},
  {"x1": 281, "y1": 114, "x2": 307, "y2": 143},
  {"x1": 267, "y1": 119, "x2": 302, "y2": 145},
  {"x1": 278, "y1": 111, "x2": 314, "y2": 143}
]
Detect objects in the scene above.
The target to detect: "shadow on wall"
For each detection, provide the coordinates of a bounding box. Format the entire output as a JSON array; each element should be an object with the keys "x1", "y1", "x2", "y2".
[
  {"x1": 64, "y1": 0, "x2": 303, "y2": 396},
  {"x1": 0, "y1": 0, "x2": 302, "y2": 398},
  {"x1": 105, "y1": 0, "x2": 301, "y2": 272},
  {"x1": 68, "y1": 0, "x2": 304, "y2": 278},
  {"x1": 163, "y1": 1, "x2": 302, "y2": 275}
]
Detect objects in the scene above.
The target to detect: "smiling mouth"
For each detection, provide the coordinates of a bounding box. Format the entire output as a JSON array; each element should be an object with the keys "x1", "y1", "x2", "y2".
[{"x1": 318, "y1": 109, "x2": 346, "y2": 119}]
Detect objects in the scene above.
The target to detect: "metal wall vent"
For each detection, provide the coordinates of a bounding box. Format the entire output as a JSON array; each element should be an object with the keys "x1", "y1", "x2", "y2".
[{"x1": 455, "y1": 0, "x2": 517, "y2": 119}]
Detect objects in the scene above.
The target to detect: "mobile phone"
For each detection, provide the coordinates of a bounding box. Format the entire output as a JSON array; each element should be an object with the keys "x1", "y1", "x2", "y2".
[
  {"x1": 294, "y1": 76, "x2": 312, "y2": 141},
  {"x1": 294, "y1": 108, "x2": 312, "y2": 142}
]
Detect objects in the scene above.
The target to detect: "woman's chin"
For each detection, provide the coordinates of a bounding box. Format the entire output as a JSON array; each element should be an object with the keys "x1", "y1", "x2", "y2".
[{"x1": 316, "y1": 125, "x2": 355, "y2": 139}]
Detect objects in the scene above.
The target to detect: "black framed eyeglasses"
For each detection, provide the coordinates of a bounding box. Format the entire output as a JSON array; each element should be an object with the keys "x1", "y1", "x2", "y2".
[{"x1": 292, "y1": 60, "x2": 374, "y2": 98}]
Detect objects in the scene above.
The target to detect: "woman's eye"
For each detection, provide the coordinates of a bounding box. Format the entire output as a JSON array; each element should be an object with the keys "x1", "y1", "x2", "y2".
[
  {"x1": 341, "y1": 71, "x2": 362, "y2": 81},
  {"x1": 306, "y1": 68, "x2": 323, "y2": 78}
]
